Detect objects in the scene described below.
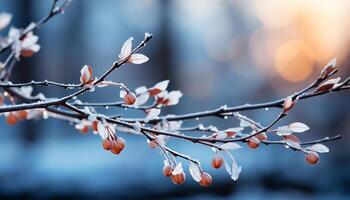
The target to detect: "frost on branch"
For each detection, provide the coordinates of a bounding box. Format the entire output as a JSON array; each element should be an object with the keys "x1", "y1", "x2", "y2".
[{"x1": 0, "y1": 1, "x2": 348, "y2": 188}]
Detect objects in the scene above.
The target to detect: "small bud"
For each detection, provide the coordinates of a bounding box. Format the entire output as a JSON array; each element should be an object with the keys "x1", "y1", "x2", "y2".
[
  {"x1": 123, "y1": 92, "x2": 136, "y2": 105},
  {"x1": 171, "y1": 172, "x2": 186, "y2": 185},
  {"x1": 247, "y1": 137, "x2": 260, "y2": 149},
  {"x1": 102, "y1": 139, "x2": 112, "y2": 150},
  {"x1": 80, "y1": 65, "x2": 93, "y2": 84},
  {"x1": 212, "y1": 154, "x2": 224, "y2": 169},
  {"x1": 163, "y1": 165, "x2": 173, "y2": 177},
  {"x1": 316, "y1": 77, "x2": 340, "y2": 93},
  {"x1": 6, "y1": 112, "x2": 17, "y2": 125},
  {"x1": 283, "y1": 96, "x2": 295, "y2": 114},
  {"x1": 320, "y1": 58, "x2": 337, "y2": 79},
  {"x1": 199, "y1": 173, "x2": 212, "y2": 187},
  {"x1": 256, "y1": 132, "x2": 267, "y2": 141},
  {"x1": 305, "y1": 152, "x2": 320, "y2": 165}
]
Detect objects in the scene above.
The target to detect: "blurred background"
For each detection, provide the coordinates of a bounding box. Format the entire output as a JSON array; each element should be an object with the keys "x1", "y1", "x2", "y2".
[{"x1": 0, "y1": 0, "x2": 350, "y2": 199}]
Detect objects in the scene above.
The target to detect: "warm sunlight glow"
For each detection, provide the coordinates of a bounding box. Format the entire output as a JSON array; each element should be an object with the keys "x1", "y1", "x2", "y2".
[{"x1": 275, "y1": 40, "x2": 314, "y2": 82}]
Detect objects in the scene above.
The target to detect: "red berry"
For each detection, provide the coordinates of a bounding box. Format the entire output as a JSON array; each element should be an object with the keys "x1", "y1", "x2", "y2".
[
  {"x1": 6, "y1": 113, "x2": 17, "y2": 125},
  {"x1": 111, "y1": 137, "x2": 126, "y2": 155},
  {"x1": 212, "y1": 154, "x2": 224, "y2": 169},
  {"x1": 305, "y1": 152, "x2": 320, "y2": 165},
  {"x1": 123, "y1": 92, "x2": 136, "y2": 105},
  {"x1": 171, "y1": 172, "x2": 186, "y2": 185},
  {"x1": 247, "y1": 137, "x2": 260, "y2": 149},
  {"x1": 102, "y1": 139, "x2": 112, "y2": 150},
  {"x1": 163, "y1": 165, "x2": 173, "y2": 177},
  {"x1": 199, "y1": 173, "x2": 212, "y2": 187}
]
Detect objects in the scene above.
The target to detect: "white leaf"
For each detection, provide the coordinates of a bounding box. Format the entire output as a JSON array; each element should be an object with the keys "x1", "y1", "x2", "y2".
[
  {"x1": 128, "y1": 53, "x2": 149, "y2": 64},
  {"x1": 305, "y1": 144, "x2": 329, "y2": 153},
  {"x1": 119, "y1": 37, "x2": 133, "y2": 60},
  {"x1": 276, "y1": 126, "x2": 293, "y2": 136},
  {"x1": 166, "y1": 90, "x2": 183, "y2": 106},
  {"x1": 276, "y1": 122, "x2": 309, "y2": 136},
  {"x1": 230, "y1": 157, "x2": 242, "y2": 181},
  {"x1": 153, "y1": 80, "x2": 169, "y2": 91},
  {"x1": 220, "y1": 142, "x2": 242, "y2": 150},
  {"x1": 288, "y1": 122, "x2": 309, "y2": 133},
  {"x1": 134, "y1": 92, "x2": 149, "y2": 106},
  {"x1": 135, "y1": 86, "x2": 148, "y2": 95},
  {"x1": 0, "y1": 13, "x2": 11, "y2": 30},
  {"x1": 189, "y1": 162, "x2": 202, "y2": 182},
  {"x1": 172, "y1": 162, "x2": 183, "y2": 175},
  {"x1": 21, "y1": 33, "x2": 38, "y2": 49}
]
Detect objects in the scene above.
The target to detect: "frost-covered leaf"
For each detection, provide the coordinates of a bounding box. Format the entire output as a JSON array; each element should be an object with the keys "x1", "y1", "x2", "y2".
[
  {"x1": 287, "y1": 122, "x2": 309, "y2": 133},
  {"x1": 230, "y1": 157, "x2": 241, "y2": 181},
  {"x1": 305, "y1": 144, "x2": 329, "y2": 153},
  {"x1": 165, "y1": 90, "x2": 183, "y2": 106},
  {"x1": 283, "y1": 135, "x2": 301, "y2": 149},
  {"x1": 172, "y1": 162, "x2": 183, "y2": 175},
  {"x1": 224, "y1": 159, "x2": 241, "y2": 181},
  {"x1": 128, "y1": 53, "x2": 149, "y2": 64},
  {"x1": 276, "y1": 122, "x2": 309, "y2": 136},
  {"x1": 134, "y1": 92, "x2": 149, "y2": 106},
  {"x1": 0, "y1": 13, "x2": 11, "y2": 30},
  {"x1": 189, "y1": 162, "x2": 202, "y2": 182},
  {"x1": 119, "y1": 37, "x2": 133, "y2": 60},
  {"x1": 220, "y1": 142, "x2": 242, "y2": 151}
]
